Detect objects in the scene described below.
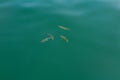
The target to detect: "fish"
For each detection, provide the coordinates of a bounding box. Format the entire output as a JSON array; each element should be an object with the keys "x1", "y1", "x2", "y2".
[
  {"x1": 40, "y1": 33, "x2": 54, "y2": 43},
  {"x1": 47, "y1": 33, "x2": 54, "y2": 40},
  {"x1": 58, "y1": 25, "x2": 70, "y2": 30},
  {"x1": 40, "y1": 37, "x2": 50, "y2": 43},
  {"x1": 60, "y1": 35, "x2": 69, "y2": 43}
]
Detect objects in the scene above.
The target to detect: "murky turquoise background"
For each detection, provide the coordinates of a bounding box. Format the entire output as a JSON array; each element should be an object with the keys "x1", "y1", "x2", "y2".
[{"x1": 0, "y1": 0, "x2": 120, "y2": 80}]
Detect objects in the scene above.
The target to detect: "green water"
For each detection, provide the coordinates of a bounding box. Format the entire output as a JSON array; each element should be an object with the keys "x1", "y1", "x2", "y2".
[{"x1": 0, "y1": 0, "x2": 120, "y2": 80}]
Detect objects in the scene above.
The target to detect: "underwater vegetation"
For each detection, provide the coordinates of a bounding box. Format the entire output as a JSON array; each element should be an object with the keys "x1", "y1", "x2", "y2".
[{"x1": 40, "y1": 25, "x2": 70, "y2": 43}]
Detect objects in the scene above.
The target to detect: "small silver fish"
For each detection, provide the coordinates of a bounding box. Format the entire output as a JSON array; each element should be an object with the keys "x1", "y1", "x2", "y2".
[
  {"x1": 40, "y1": 33, "x2": 54, "y2": 43},
  {"x1": 60, "y1": 35, "x2": 69, "y2": 43},
  {"x1": 58, "y1": 25, "x2": 70, "y2": 31},
  {"x1": 47, "y1": 33, "x2": 54, "y2": 40},
  {"x1": 40, "y1": 37, "x2": 50, "y2": 43}
]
